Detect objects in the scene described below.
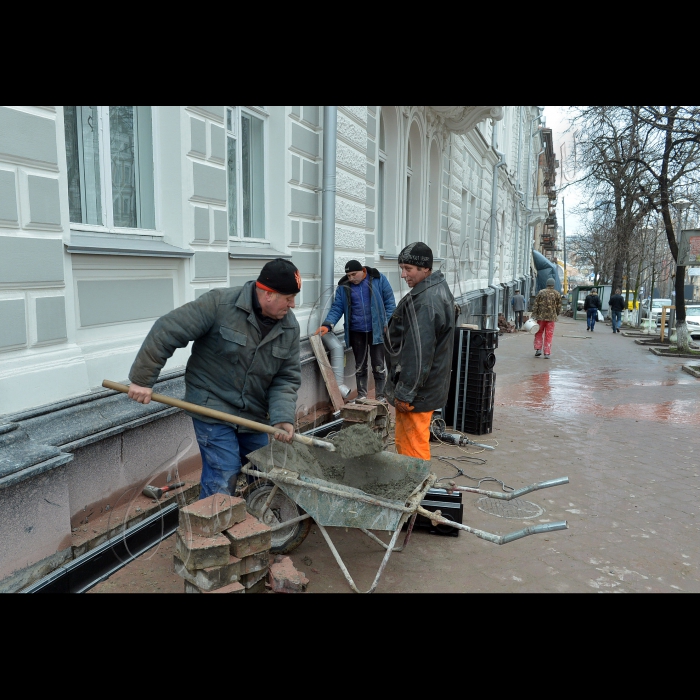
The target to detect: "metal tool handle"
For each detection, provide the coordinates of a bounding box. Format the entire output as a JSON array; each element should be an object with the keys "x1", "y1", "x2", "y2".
[
  {"x1": 416, "y1": 506, "x2": 568, "y2": 545},
  {"x1": 102, "y1": 380, "x2": 336, "y2": 452}
]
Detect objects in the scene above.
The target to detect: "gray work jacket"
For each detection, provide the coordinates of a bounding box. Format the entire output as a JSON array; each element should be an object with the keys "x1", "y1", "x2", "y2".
[{"x1": 128, "y1": 281, "x2": 301, "y2": 429}]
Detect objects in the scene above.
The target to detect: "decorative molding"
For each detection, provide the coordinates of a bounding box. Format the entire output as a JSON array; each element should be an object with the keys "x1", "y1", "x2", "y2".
[
  {"x1": 340, "y1": 106, "x2": 367, "y2": 126},
  {"x1": 335, "y1": 197, "x2": 366, "y2": 227},
  {"x1": 336, "y1": 141, "x2": 365, "y2": 177},
  {"x1": 337, "y1": 112, "x2": 367, "y2": 150},
  {"x1": 335, "y1": 170, "x2": 366, "y2": 202},
  {"x1": 334, "y1": 226, "x2": 365, "y2": 250},
  {"x1": 427, "y1": 106, "x2": 504, "y2": 139}
]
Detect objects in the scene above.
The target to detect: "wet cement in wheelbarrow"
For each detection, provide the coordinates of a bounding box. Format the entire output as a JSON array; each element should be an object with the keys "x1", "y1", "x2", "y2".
[
  {"x1": 251, "y1": 431, "x2": 429, "y2": 503},
  {"x1": 329, "y1": 424, "x2": 384, "y2": 459}
]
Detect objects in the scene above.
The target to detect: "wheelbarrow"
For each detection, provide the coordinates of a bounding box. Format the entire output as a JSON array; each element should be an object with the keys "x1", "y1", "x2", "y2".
[{"x1": 242, "y1": 439, "x2": 569, "y2": 593}]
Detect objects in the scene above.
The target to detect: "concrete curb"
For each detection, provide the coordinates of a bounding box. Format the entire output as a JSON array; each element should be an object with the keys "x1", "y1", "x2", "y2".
[
  {"x1": 681, "y1": 364, "x2": 700, "y2": 378},
  {"x1": 649, "y1": 347, "x2": 700, "y2": 359}
]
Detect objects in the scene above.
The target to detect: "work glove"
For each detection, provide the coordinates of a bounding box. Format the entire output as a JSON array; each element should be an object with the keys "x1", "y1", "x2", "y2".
[
  {"x1": 314, "y1": 326, "x2": 330, "y2": 337},
  {"x1": 394, "y1": 399, "x2": 415, "y2": 413}
]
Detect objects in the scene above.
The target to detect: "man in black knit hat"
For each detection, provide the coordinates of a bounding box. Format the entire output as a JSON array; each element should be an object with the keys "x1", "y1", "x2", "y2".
[
  {"x1": 385, "y1": 242, "x2": 455, "y2": 460},
  {"x1": 127, "y1": 258, "x2": 302, "y2": 499}
]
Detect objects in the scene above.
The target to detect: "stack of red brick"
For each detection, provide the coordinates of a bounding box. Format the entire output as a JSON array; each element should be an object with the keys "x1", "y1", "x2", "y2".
[{"x1": 174, "y1": 494, "x2": 272, "y2": 594}]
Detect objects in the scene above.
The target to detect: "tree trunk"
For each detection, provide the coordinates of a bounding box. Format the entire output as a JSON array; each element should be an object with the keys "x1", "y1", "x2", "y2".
[{"x1": 675, "y1": 264, "x2": 689, "y2": 352}]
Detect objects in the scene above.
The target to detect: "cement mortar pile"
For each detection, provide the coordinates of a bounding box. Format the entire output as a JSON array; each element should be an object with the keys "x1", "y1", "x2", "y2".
[{"x1": 330, "y1": 423, "x2": 384, "y2": 459}]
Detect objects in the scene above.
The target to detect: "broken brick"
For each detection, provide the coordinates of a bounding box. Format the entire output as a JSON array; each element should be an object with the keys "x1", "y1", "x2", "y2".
[
  {"x1": 180, "y1": 494, "x2": 247, "y2": 537},
  {"x1": 174, "y1": 554, "x2": 242, "y2": 591},
  {"x1": 175, "y1": 528, "x2": 231, "y2": 571},
  {"x1": 184, "y1": 580, "x2": 245, "y2": 594},
  {"x1": 241, "y1": 550, "x2": 270, "y2": 575},
  {"x1": 269, "y1": 555, "x2": 308, "y2": 593},
  {"x1": 223, "y1": 512, "x2": 272, "y2": 558}
]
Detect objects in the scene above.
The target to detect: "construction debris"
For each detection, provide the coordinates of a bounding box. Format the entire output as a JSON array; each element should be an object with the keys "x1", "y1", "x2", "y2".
[{"x1": 269, "y1": 555, "x2": 309, "y2": 593}]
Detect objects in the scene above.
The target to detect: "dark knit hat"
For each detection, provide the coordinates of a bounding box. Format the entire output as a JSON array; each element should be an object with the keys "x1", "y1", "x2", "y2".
[
  {"x1": 257, "y1": 258, "x2": 301, "y2": 295},
  {"x1": 546, "y1": 278, "x2": 555, "y2": 287},
  {"x1": 398, "y1": 242, "x2": 433, "y2": 269},
  {"x1": 344, "y1": 259, "x2": 363, "y2": 273}
]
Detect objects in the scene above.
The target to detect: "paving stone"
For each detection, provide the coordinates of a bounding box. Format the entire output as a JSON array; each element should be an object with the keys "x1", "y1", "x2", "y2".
[
  {"x1": 184, "y1": 580, "x2": 245, "y2": 594},
  {"x1": 175, "y1": 527, "x2": 231, "y2": 570},
  {"x1": 224, "y1": 512, "x2": 272, "y2": 558},
  {"x1": 174, "y1": 554, "x2": 242, "y2": 591},
  {"x1": 180, "y1": 494, "x2": 247, "y2": 537},
  {"x1": 269, "y1": 555, "x2": 308, "y2": 593},
  {"x1": 241, "y1": 550, "x2": 270, "y2": 575},
  {"x1": 240, "y1": 566, "x2": 268, "y2": 591}
]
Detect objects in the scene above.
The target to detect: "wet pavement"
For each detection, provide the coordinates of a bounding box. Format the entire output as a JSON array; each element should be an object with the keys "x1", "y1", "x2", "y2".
[{"x1": 91, "y1": 316, "x2": 700, "y2": 593}]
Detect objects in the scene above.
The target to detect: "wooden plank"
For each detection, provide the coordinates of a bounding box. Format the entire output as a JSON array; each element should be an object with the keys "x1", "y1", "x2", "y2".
[{"x1": 309, "y1": 334, "x2": 344, "y2": 412}]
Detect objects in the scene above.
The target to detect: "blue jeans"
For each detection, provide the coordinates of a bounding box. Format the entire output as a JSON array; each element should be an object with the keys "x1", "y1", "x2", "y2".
[
  {"x1": 192, "y1": 418, "x2": 269, "y2": 500},
  {"x1": 611, "y1": 309, "x2": 622, "y2": 332},
  {"x1": 587, "y1": 309, "x2": 598, "y2": 330}
]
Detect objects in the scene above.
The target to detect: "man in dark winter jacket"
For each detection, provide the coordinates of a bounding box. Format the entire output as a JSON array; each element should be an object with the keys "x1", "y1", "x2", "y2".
[
  {"x1": 127, "y1": 259, "x2": 302, "y2": 500},
  {"x1": 609, "y1": 288, "x2": 625, "y2": 333},
  {"x1": 385, "y1": 242, "x2": 455, "y2": 460},
  {"x1": 314, "y1": 260, "x2": 396, "y2": 400},
  {"x1": 583, "y1": 289, "x2": 602, "y2": 332}
]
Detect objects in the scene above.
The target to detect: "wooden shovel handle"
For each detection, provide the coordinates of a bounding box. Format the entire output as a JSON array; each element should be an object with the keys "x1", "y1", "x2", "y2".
[{"x1": 102, "y1": 380, "x2": 335, "y2": 451}]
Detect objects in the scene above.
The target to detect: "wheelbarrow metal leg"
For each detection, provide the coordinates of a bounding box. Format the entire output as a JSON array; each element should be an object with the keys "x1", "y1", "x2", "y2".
[
  {"x1": 317, "y1": 523, "x2": 403, "y2": 594},
  {"x1": 358, "y1": 512, "x2": 416, "y2": 553}
]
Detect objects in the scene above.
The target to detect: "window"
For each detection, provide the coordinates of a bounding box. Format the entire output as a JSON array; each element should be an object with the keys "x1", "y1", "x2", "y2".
[
  {"x1": 226, "y1": 106, "x2": 266, "y2": 239},
  {"x1": 377, "y1": 114, "x2": 386, "y2": 251},
  {"x1": 63, "y1": 106, "x2": 155, "y2": 230},
  {"x1": 405, "y1": 142, "x2": 412, "y2": 242}
]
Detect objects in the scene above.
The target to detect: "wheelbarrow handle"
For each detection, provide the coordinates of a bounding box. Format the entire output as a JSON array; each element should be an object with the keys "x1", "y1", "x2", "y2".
[{"x1": 102, "y1": 380, "x2": 336, "y2": 452}]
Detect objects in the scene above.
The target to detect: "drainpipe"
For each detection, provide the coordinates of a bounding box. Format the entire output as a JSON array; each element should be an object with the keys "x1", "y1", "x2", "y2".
[
  {"x1": 320, "y1": 106, "x2": 337, "y2": 319},
  {"x1": 523, "y1": 108, "x2": 544, "y2": 293},
  {"x1": 488, "y1": 120, "x2": 506, "y2": 329},
  {"x1": 318, "y1": 107, "x2": 350, "y2": 398}
]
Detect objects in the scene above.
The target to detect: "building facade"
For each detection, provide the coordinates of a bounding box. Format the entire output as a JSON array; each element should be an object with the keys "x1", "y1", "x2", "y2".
[{"x1": 0, "y1": 105, "x2": 545, "y2": 589}]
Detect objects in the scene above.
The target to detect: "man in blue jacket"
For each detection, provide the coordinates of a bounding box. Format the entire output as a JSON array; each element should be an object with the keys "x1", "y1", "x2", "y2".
[{"x1": 314, "y1": 260, "x2": 396, "y2": 400}]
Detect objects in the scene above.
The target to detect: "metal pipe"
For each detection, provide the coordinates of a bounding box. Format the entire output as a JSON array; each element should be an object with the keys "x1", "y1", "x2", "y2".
[
  {"x1": 320, "y1": 106, "x2": 337, "y2": 323},
  {"x1": 321, "y1": 331, "x2": 351, "y2": 397},
  {"x1": 266, "y1": 512, "x2": 311, "y2": 533},
  {"x1": 440, "y1": 476, "x2": 569, "y2": 501},
  {"x1": 488, "y1": 120, "x2": 505, "y2": 287}
]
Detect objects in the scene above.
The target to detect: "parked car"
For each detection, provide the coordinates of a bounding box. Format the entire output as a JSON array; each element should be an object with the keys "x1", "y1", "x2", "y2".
[
  {"x1": 641, "y1": 298, "x2": 673, "y2": 325},
  {"x1": 685, "y1": 304, "x2": 700, "y2": 339}
]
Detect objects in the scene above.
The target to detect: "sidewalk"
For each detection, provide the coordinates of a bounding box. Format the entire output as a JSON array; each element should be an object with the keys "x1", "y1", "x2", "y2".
[{"x1": 91, "y1": 317, "x2": 700, "y2": 593}]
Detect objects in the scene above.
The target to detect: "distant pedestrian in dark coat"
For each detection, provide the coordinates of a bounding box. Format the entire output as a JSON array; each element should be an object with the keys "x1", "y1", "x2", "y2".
[
  {"x1": 584, "y1": 289, "x2": 602, "y2": 332},
  {"x1": 511, "y1": 288, "x2": 526, "y2": 330},
  {"x1": 609, "y1": 288, "x2": 625, "y2": 334}
]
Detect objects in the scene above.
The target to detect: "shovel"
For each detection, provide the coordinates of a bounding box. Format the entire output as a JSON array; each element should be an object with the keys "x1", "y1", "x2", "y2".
[{"x1": 102, "y1": 380, "x2": 336, "y2": 452}]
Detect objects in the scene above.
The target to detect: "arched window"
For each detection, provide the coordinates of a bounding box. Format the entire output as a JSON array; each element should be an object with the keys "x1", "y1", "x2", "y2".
[
  {"x1": 379, "y1": 106, "x2": 399, "y2": 253},
  {"x1": 428, "y1": 139, "x2": 441, "y2": 255},
  {"x1": 405, "y1": 120, "x2": 423, "y2": 245}
]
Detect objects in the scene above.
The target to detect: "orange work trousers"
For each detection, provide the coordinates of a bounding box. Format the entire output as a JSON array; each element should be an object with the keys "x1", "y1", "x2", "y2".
[{"x1": 394, "y1": 410, "x2": 433, "y2": 460}]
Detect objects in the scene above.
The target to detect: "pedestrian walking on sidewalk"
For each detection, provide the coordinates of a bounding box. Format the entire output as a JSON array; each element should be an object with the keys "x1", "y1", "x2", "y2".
[
  {"x1": 531, "y1": 277, "x2": 561, "y2": 359},
  {"x1": 584, "y1": 289, "x2": 602, "y2": 332},
  {"x1": 511, "y1": 288, "x2": 526, "y2": 330},
  {"x1": 609, "y1": 288, "x2": 625, "y2": 334}
]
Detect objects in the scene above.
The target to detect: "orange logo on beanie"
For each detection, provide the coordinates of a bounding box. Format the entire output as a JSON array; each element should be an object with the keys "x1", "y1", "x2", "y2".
[{"x1": 295, "y1": 270, "x2": 302, "y2": 290}]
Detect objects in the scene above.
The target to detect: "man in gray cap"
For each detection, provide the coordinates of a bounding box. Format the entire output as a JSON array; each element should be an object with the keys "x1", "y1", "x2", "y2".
[
  {"x1": 531, "y1": 277, "x2": 562, "y2": 358},
  {"x1": 385, "y1": 242, "x2": 455, "y2": 460}
]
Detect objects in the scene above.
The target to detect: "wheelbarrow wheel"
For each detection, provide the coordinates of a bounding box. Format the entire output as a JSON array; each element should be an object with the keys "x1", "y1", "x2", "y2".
[{"x1": 244, "y1": 479, "x2": 311, "y2": 554}]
